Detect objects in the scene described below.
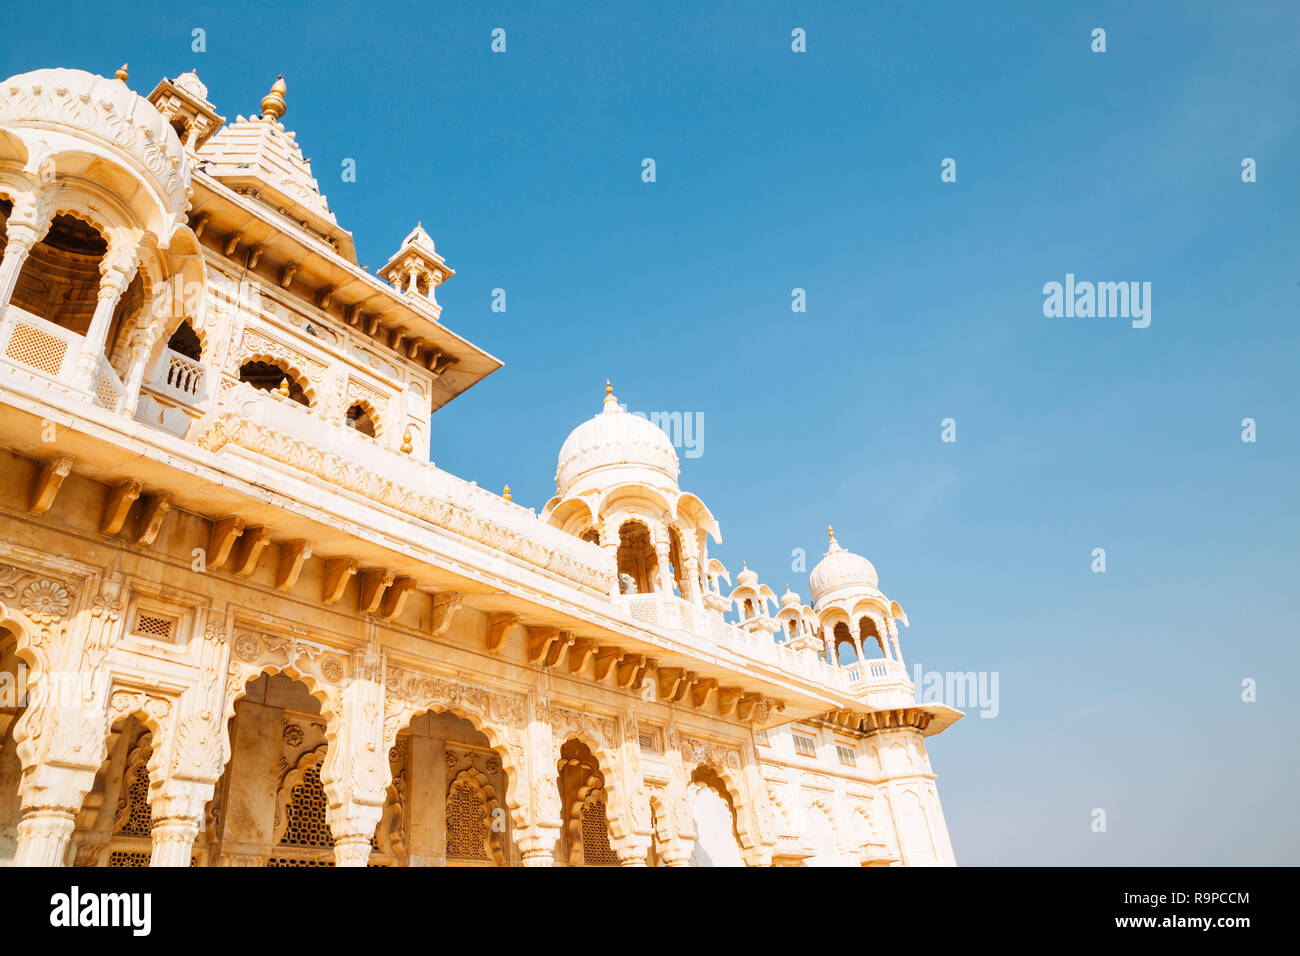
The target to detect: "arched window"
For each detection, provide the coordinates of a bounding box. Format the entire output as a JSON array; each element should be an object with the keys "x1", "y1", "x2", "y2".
[
  {"x1": 11, "y1": 213, "x2": 107, "y2": 334},
  {"x1": 687, "y1": 767, "x2": 745, "y2": 867},
  {"x1": 344, "y1": 402, "x2": 376, "y2": 437},
  {"x1": 166, "y1": 320, "x2": 202, "y2": 361},
  {"x1": 239, "y1": 360, "x2": 309, "y2": 406},
  {"x1": 558, "y1": 739, "x2": 618, "y2": 866},
  {"x1": 616, "y1": 521, "x2": 657, "y2": 595},
  {"x1": 833, "y1": 621, "x2": 857, "y2": 664},
  {"x1": 859, "y1": 617, "x2": 885, "y2": 658}
]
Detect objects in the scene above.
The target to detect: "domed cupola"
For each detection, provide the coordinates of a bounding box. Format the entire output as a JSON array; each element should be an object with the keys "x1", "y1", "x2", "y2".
[
  {"x1": 809, "y1": 526, "x2": 879, "y2": 607},
  {"x1": 555, "y1": 382, "x2": 680, "y2": 498},
  {"x1": 0, "y1": 67, "x2": 193, "y2": 223},
  {"x1": 780, "y1": 586, "x2": 802, "y2": 611}
]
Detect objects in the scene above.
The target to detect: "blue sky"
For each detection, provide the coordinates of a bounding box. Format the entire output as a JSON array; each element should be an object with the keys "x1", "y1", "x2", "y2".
[{"x1": 9, "y1": 0, "x2": 1298, "y2": 865}]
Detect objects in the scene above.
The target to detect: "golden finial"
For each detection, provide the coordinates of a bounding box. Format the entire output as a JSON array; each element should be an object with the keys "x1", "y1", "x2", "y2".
[
  {"x1": 400, "y1": 427, "x2": 413, "y2": 454},
  {"x1": 261, "y1": 74, "x2": 287, "y2": 121},
  {"x1": 827, "y1": 524, "x2": 835, "y2": 541},
  {"x1": 502, "y1": 484, "x2": 512, "y2": 501},
  {"x1": 115, "y1": 63, "x2": 129, "y2": 82},
  {"x1": 277, "y1": 377, "x2": 290, "y2": 397},
  {"x1": 605, "y1": 379, "x2": 613, "y2": 396}
]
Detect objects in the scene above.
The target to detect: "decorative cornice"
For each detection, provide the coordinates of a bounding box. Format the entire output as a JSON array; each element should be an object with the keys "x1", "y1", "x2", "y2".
[{"x1": 196, "y1": 412, "x2": 611, "y2": 592}]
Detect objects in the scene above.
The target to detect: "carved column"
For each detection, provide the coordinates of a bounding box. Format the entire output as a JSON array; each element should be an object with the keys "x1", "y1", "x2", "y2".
[
  {"x1": 149, "y1": 778, "x2": 215, "y2": 866},
  {"x1": 613, "y1": 832, "x2": 652, "y2": 866},
  {"x1": 148, "y1": 620, "x2": 229, "y2": 865},
  {"x1": 13, "y1": 762, "x2": 99, "y2": 866},
  {"x1": 321, "y1": 646, "x2": 389, "y2": 866},
  {"x1": 654, "y1": 542, "x2": 674, "y2": 596},
  {"x1": 659, "y1": 789, "x2": 697, "y2": 866},
  {"x1": 11, "y1": 572, "x2": 113, "y2": 866},
  {"x1": 0, "y1": 221, "x2": 46, "y2": 319},
  {"x1": 887, "y1": 620, "x2": 905, "y2": 668},
  {"x1": 514, "y1": 703, "x2": 561, "y2": 866},
  {"x1": 74, "y1": 249, "x2": 140, "y2": 389},
  {"x1": 120, "y1": 324, "x2": 159, "y2": 417},
  {"x1": 683, "y1": 555, "x2": 703, "y2": 604}
]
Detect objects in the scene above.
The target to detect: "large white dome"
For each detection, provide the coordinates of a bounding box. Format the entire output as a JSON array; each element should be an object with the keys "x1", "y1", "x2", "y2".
[
  {"x1": 555, "y1": 384, "x2": 679, "y2": 497},
  {"x1": 809, "y1": 531, "x2": 878, "y2": 604},
  {"x1": 0, "y1": 67, "x2": 191, "y2": 216}
]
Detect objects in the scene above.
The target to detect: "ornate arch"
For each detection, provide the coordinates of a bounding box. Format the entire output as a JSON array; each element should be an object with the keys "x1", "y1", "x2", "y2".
[
  {"x1": 235, "y1": 351, "x2": 319, "y2": 407},
  {"x1": 342, "y1": 394, "x2": 382, "y2": 439},
  {"x1": 540, "y1": 703, "x2": 625, "y2": 841},
  {"x1": 222, "y1": 630, "x2": 346, "y2": 775},
  {"x1": 804, "y1": 793, "x2": 847, "y2": 851},
  {"x1": 677, "y1": 735, "x2": 770, "y2": 865},
  {"x1": 562, "y1": 760, "x2": 618, "y2": 866},
  {"x1": 382, "y1": 666, "x2": 529, "y2": 837}
]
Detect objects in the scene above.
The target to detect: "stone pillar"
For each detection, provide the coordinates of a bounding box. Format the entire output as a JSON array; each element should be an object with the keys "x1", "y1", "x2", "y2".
[
  {"x1": 13, "y1": 762, "x2": 98, "y2": 866},
  {"x1": 515, "y1": 826, "x2": 562, "y2": 867},
  {"x1": 149, "y1": 778, "x2": 215, "y2": 867},
  {"x1": 613, "y1": 832, "x2": 652, "y2": 866},
  {"x1": 120, "y1": 327, "x2": 158, "y2": 417},
  {"x1": 405, "y1": 727, "x2": 444, "y2": 867},
  {"x1": 888, "y1": 623, "x2": 905, "y2": 668},
  {"x1": 213, "y1": 696, "x2": 282, "y2": 864},
  {"x1": 74, "y1": 250, "x2": 139, "y2": 389},
  {"x1": 321, "y1": 647, "x2": 389, "y2": 867},
  {"x1": 0, "y1": 221, "x2": 44, "y2": 319},
  {"x1": 658, "y1": 833, "x2": 695, "y2": 867},
  {"x1": 655, "y1": 543, "x2": 674, "y2": 596},
  {"x1": 823, "y1": 627, "x2": 836, "y2": 667},
  {"x1": 683, "y1": 556, "x2": 703, "y2": 604}
]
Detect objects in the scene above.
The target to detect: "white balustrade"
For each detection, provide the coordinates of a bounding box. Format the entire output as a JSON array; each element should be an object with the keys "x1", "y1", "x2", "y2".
[{"x1": 154, "y1": 347, "x2": 205, "y2": 402}]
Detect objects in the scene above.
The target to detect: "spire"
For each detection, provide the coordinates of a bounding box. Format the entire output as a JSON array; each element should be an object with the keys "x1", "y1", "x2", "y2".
[
  {"x1": 115, "y1": 63, "x2": 129, "y2": 82},
  {"x1": 602, "y1": 379, "x2": 620, "y2": 414},
  {"x1": 825, "y1": 524, "x2": 844, "y2": 555},
  {"x1": 261, "y1": 74, "x2": 287, "y2": 121},
  {"x1": 502, "y1": 484, "x2": 512, "y2": 502}
]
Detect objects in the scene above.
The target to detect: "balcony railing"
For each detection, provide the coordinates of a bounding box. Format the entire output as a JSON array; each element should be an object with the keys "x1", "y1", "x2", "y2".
[
  {"x1": 844, "y1": 658, "x2": 909, "y2": 685},
  {"x1": 616, "y1": 592, "x2": 864, "y2": 693},
  {"x1": 153, "y1": 347, "x2": 205, "y2": 404},
  {"x1": 1, "y1": 305, "x2": 84, "y2": 382},
  {"x1": 0, "y1": 305, "x2": 125, "y2": 413}
]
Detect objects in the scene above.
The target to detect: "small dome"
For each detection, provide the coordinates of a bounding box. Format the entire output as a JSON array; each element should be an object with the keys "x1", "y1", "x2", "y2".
[
  {"x1": 780, "y1": 586, "x2": 802, "y2": 609},
  {"x1": 735, "y1": 563, "x2": 758, "y2": 588},
  {"x1": 556, "y1": 383, "x2": 679, "y2": 496},
  {"x1": 809, "y1": 529, "x2": 878, "y2": 604}
]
